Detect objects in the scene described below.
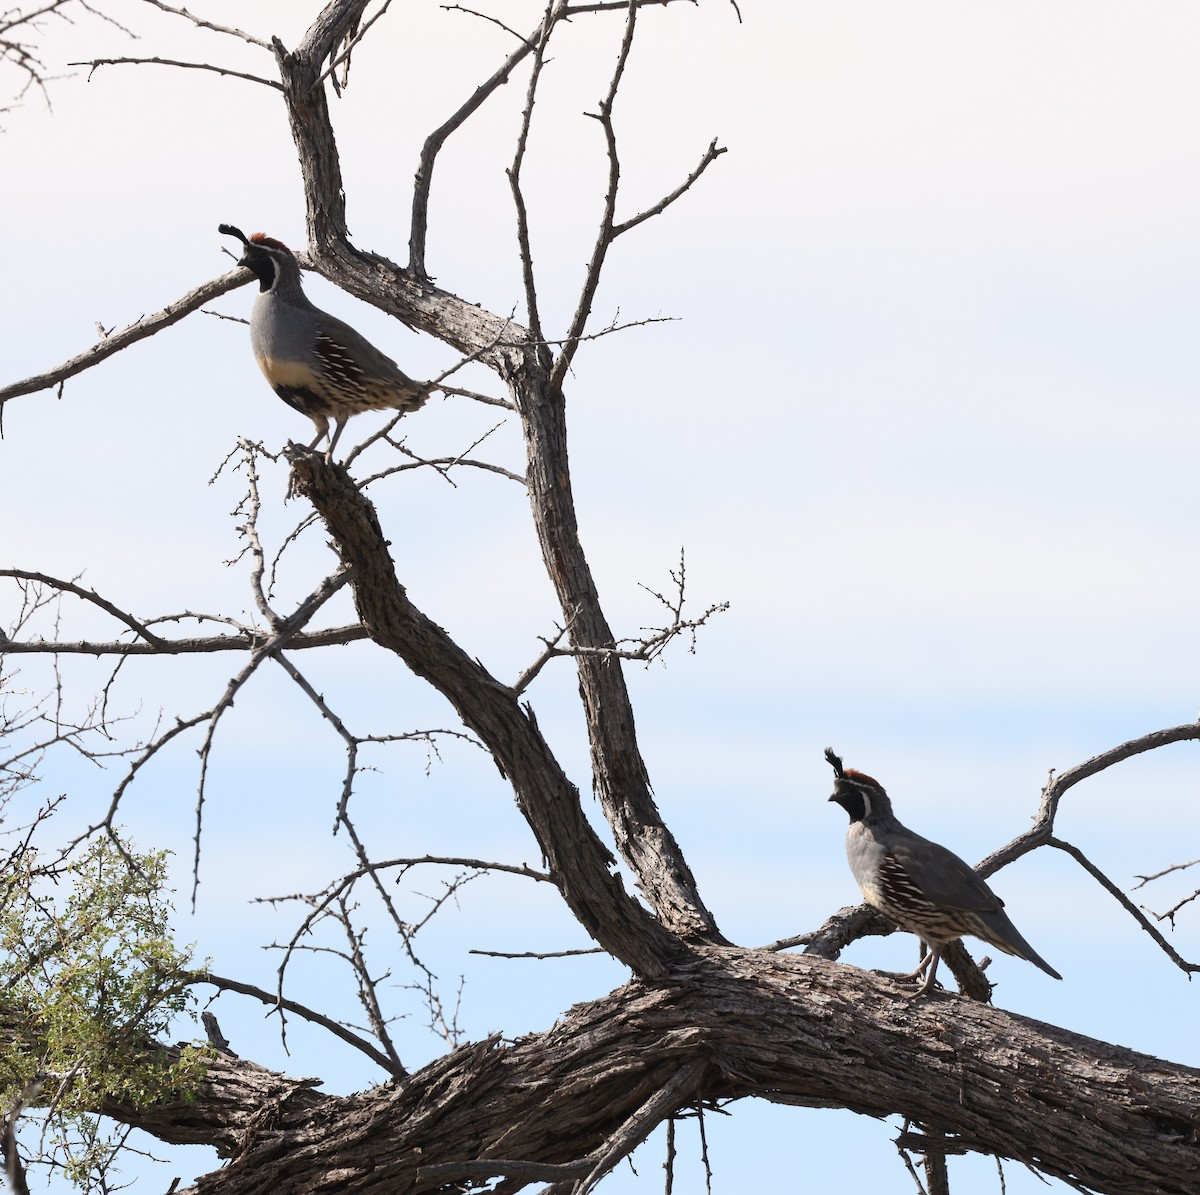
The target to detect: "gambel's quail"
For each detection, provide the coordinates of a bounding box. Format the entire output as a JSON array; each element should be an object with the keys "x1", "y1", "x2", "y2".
[
  {"x1": 219, "y1": 224, "x2": 431, "y2": 458},
  {"x1": 825, "y1": 748, "x2": 1061, "y2": 996}
]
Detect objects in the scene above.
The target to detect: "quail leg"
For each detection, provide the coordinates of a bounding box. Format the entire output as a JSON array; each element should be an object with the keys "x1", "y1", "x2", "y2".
[
  {"x1": 910, "y1": 946, "x2": 943, "y2": 996},
  {"x1": 324, "y1": 416, "x2": 349, "y2": 462}
]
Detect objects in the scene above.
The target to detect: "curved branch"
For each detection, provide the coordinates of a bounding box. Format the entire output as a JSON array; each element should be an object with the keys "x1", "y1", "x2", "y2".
[
  {"x1": 611, "y1": 136, "x2": 727, "y2": 237},
  {"x1": 517, "y1": 315, "x2": 724, "y2": 945},
  {"x1": 976, "y1": 722, "x2": 1200, "y2": 878},
  {"x1": 409, "y1": 11, "x2": 539, "y2": 277}
]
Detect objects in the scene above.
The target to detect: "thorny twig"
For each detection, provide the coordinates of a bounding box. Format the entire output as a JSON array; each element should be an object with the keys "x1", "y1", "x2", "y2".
[
  {"x1": 1, "y1": 1, "x2": 133, "y2": 114},
  {"x1": 512, "y1": 613, "x2": 579, "y2": 696},
  {"x1": 517, "y1": 552, "x2": 727, "y2": 679},
  {"x1": 362, "y1": 422, "x2": 525, "y2": 490},
  {"x1": 70, "y1": 54, "x2": 282, "y2": 89},
  {"x1": 137, "y1": 1, "x2": 271, "y2": 49},
  {"x1": 1133, "y1": 857, "x2": 1200, "y2": 928},
  {"x1": 260, "y1": 853, "x2": 541, "y2": 1065},
  {"x1": 550, "y1": 0, "x2": 725, "y2": 395},
  {"x1": 1048, "y1": 838, "x2": 1199, "y2": 976}
]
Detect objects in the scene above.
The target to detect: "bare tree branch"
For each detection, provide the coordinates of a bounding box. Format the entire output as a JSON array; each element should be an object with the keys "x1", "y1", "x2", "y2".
[
  {"x1": 1133, "y1": 857, "x2": 1200, "y2": 887},
  {"x1": 1, "y1": 570, "x2": 168, "y2": 648},
  {"x1": 409, "y1": 9, "x2": 538, "y2": 277},
  {"x1": 1133, "y1": 857, "x2": 1200, "y2": 928},
  {"x1": 512, "y1": 614, "x2": 578, "y2": 696},
  {"x1": 136, "y1": 1, "x2": 272, "y2": 49},
  {"x1": 70, "y1": 54, "x2": 282, "y2": 88},
  {"x1": 549, "y1": 0, "x2": 640, "y2": 392},
  {"x1": 194, "y1": 972, "x2": 399, "y2": 1076},
  {"x1": 1, "y1": 0, "x2": 134, "y2": 113},
  {"x1": 1048, "y1": 837, "x2": 1199, "y2": 977},
  {"x1": 0, "y1": 625, "x2": 368, "y2": 656},
  {"x1": 0, "y1": 269, "x2": 248, "y2": 407},
  {"x1": 469, "y1": 946, "x2": 602, "y2": 959},
  {"x1": 549, "y1": 7, "x2": 725, "y2": 393},
  {"x1": 979, "y1": 721, "x2": 1200, "y2": 878},
  {"x1": 506, "y1": 1, "x2": 559, "y2": 357},
  {"x1": 611, "y1": 137, "x2": 727, "y2": 238}
]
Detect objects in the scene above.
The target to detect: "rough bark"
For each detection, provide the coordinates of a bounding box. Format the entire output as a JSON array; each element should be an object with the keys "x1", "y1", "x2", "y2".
[{"x1": 84, "y1": 949, "x2": 1200, "y2": 1195}]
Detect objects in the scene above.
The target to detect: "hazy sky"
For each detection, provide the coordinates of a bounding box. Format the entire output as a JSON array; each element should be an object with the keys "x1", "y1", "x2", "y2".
[{"x1": 4, "y1": 3, "x2": 1200, "y2": 1192}]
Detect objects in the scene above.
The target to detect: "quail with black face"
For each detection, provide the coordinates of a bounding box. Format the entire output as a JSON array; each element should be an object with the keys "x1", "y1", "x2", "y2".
[
  {"x1": 220, "y1": 224, "x2": 430, "y2": 459},
  {"x1": 826, "y1": 747, "x2": 1061, "y2": 996}
]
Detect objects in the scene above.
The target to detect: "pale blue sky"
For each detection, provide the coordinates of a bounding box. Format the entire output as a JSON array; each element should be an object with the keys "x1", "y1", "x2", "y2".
[{"x1": 3, "y1": 2, "x2": 1200, "y2": 1191}]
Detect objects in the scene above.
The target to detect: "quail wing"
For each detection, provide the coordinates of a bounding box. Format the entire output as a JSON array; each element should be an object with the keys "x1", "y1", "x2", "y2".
[{"x1": 887, "y1": 830, "x2": 1004, "y2": 914}]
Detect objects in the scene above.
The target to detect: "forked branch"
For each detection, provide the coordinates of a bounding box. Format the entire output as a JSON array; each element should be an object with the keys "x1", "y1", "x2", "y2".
[
  {"x1": 286, "y1": 450, "x2": 680, "y2": 977},
  {"x1": 550, "y1": 6, "x2": 726, "y2": 392}
]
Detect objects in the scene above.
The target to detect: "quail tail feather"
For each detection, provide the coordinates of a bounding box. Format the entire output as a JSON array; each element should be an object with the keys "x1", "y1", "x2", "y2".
[{"x1": 975, "y1": 909, "x2": 1062, "y2": 980}]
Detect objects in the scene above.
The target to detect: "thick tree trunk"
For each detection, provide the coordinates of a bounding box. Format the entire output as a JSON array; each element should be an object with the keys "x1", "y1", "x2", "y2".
[{"x1": 100, "y1": 949, "x2": 1200, "y2": 1195}]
